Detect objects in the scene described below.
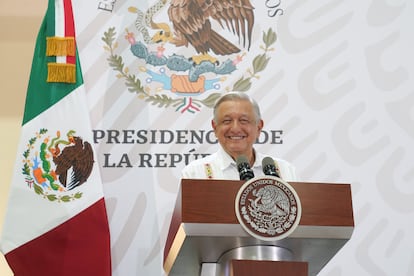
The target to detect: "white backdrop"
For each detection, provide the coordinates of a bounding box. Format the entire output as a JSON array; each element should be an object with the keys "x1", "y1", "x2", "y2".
[{"x1": 73, "y1": 0, "x2": 414, "y2": 275}]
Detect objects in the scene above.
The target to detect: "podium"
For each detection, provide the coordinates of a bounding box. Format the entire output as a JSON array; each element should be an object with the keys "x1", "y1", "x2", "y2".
[{"x1": 163, "y1": 179, "x2": 354, "y2": 276}]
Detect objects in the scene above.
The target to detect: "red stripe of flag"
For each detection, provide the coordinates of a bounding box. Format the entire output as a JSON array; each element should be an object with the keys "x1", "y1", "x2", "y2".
[
  {"x1": 4, "y1": 199, "x2": 111, "y2": 276},
  {"x1": 63, "y1": 0, "x2": 76, "y2": 65}
]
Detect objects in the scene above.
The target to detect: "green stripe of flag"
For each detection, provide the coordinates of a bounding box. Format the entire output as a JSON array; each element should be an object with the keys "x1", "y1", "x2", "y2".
[{"x1": 22, "y1": 0, "x2": 83, "y2": 125}]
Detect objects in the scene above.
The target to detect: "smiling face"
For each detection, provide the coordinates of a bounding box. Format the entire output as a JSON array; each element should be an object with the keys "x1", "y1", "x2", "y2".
[{"x1": 212, "y1": 99, "x2": 264, "y2": 163}]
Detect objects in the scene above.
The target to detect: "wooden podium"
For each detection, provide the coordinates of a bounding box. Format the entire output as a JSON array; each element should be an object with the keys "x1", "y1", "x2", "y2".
[{"x1": 163, "y1": 179, "x2": 354, "y2": 276}]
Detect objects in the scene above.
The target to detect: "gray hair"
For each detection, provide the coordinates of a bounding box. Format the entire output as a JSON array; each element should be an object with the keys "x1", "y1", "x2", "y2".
[{"x1": 213, "y1": 92, "x2": 262, "y2": 123}]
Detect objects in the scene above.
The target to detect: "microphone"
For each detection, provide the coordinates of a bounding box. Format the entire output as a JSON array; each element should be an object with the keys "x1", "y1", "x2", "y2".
[
  {"x1": 262, "y1": 156, "x2": 280, "y2": 178},
  {"x1": 236, "y1": 155, "x2": 255, "y2": 181}
]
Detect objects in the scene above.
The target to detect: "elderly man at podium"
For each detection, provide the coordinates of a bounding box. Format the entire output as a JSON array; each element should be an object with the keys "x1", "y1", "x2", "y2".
[
  {"x1": 171, "y1": 93, "x2": 353, "y2": 276},
  {"x1": 181, "y1": 92, "x2": 297, "y2": 181}
]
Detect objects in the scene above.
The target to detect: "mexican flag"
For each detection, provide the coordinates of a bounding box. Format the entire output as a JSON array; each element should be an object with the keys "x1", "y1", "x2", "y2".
[{"x1": 0, "y1": 0, "x2": 111, "y2": 275}]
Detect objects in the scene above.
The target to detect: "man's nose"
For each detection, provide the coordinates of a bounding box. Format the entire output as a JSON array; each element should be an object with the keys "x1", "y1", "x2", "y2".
[{"x1": 230, "y1": 120, "x2": 242, "y2": 129}]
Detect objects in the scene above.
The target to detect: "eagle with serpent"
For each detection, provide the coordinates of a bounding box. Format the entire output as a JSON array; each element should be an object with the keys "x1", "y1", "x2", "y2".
[{"x1": 103, "y1": 0, "x2": 277, "y2": 113}]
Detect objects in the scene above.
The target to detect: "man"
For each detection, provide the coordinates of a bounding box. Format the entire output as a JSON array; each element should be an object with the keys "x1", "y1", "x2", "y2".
[{"x1": 181, "y1": 92, "x2": 297, "y2": 181}]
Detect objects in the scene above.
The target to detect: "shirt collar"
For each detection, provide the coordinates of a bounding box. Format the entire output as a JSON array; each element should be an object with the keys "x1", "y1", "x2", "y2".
[
  {"x1": 217, "y1": 146, "x2": 235, "y2": 170},
  {"x1": 217, "y1": 146, "x2": 262, "y2": 170}
]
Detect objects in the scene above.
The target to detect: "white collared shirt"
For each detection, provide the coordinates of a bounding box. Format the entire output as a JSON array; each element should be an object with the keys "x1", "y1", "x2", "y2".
[{"x1": 181, "y1": 146, "x2": 298, "y2": 181}]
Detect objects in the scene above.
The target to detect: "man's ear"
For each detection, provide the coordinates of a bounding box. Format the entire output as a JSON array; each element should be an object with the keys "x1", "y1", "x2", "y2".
[
  {"x1": 257, "y1": 119, "x2": 264, "y2": 132},
  {"x1": 211, "y1": 119, "x2": 217, "y2": 130}
]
